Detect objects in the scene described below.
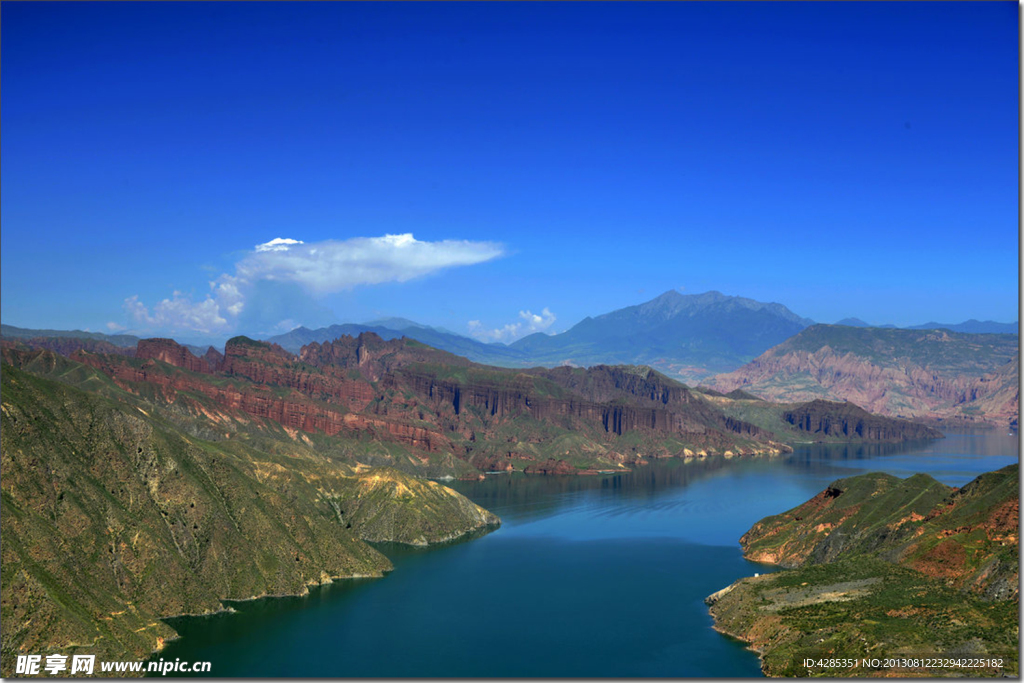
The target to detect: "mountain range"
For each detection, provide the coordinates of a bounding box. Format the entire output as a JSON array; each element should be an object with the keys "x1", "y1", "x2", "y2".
[
  {"x1": 2, "y1": 331, "x2": 941, "y2": 482},
  {"x1": 264, "y1": 292, "x2": 1015, "y2": 385},
  {"x1": 265, "y1": 321, "x2": 526, "y2": 367},
  {"x1": 834, "y1": 318, "x2": 1018, "y2": 334},
  {"x1": 0, "y1": 324, "x2": 210, "y2": 357},
  {"x1": 262, "y1": 290, "x2": 817, "y2": 383},
  {"x1": 5, "y1": 291, "x2": 1016, "y2": 386},
  {"x1": 505, "y1": 290, "x2": 816, "y2": 381}
]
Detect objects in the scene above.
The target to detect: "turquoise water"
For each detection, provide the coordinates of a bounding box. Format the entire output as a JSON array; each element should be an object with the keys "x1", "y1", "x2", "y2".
[{"x1": 155, "y1": 431, "x2": 1018, "y2": 677}]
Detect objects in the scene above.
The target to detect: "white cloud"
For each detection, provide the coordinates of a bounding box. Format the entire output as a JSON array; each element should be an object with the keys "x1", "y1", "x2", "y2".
[
  {"x1": 106, "y1": 321, "x2": 127, "y2": 332},
  {"x1": 125, "y1": 292, "x2": 230, "y2": 335},
  {"x1": 255, "y1": 237, "x2": 305, "y2": 252},
  {"x1": 212, "y1": 278, "x2": 245, "y2": 316},
  {"x1": 123, "y1": 233, "x2": 503, "y2": 336},
  {"x1": 235, "y1": 233, "x2": 502, "y2": 296},
  {"x1": 468, "y1": 307, "x2": 557, "y2": 343}
]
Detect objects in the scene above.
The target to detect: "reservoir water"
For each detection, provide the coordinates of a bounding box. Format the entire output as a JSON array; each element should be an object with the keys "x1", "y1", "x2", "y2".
[{"x1": 155, "y1": 431, "x2": 1019, "y2": 677}]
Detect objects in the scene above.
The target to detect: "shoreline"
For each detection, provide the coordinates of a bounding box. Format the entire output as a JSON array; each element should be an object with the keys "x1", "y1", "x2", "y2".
[
  {"x1": 145, "y1": 569, "x2": 392, "y2": 660},
  {"x1": 145, "y1": 519, "x2": 502, "y2": 664}
]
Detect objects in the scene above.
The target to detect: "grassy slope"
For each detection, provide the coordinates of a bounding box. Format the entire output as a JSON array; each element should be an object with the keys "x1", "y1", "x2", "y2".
[
  {"x1": 343, "y1": 468, "x2": 499, "y2": 545},
  {"x1": 776, "y1": 325, "x2": 1018, "y2": 375},
  {"x1": 0, "y1": 363, "x2": 498, "y2": 676},
  {"x1": 707, "y1": 466, "x2": 1019, "y2": 677},
  {"x1": 740, "y1": 472, "x2": 953, "y2": 566},
  {"x1": 710, "y1": 558, "x2": 1018, "y2": 677}
]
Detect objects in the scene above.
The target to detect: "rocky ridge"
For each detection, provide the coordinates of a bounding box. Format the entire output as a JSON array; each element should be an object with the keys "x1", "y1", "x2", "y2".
[
  {"x1": 781, "y1": 399, "x2": 944, "y2": 442},
  {"x1": 4, "y1": 331, "x2": 945, "y2": 478},
  {"x1": 39, "y1": 332, "x2": 937, "y2": 476}
]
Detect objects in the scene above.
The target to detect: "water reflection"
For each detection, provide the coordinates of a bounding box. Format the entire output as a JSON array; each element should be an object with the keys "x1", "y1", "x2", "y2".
[
  {"x1": 448, "y1": 454, "x2": 769, "y2": 524},
  {"x1": 449, "y1": 430, "x2": 1019, "y2": 544},
  {"x1": 788, "y1": 431, "x2": 1019, "y2": 486}
]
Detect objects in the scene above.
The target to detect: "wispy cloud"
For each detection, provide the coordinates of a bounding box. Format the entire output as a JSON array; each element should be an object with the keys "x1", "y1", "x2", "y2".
[
  {"x1": 235, "y1": 233, "x2": 503, "y2": 296},
  {"x1": 124, "y1": 233, "x2": 504, "y2": 336},
  {"x1": 468, "y1": 307, "x2": 556, "y2": 343}
]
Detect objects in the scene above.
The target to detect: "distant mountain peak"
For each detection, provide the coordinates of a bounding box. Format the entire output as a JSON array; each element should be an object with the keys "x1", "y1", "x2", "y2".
[
  {"x1": 650, "y1": 289, "x2": 725, "y2": 304},
  {"x1": 362, "y1": 317, "x2": 433, "y2": 330},
  {"x1": 649, "y1": 289, "x2": 725, "y2": 304},
  {"x1": 835, "y1": 317, "x2": 871, "y2": 327},
  {"x1": 907, "y1": 320, "x2": 1018, "y2": 334},
  {"x1": 507, "y1": 290, "x2": 816, "y2": 381},
  {"x1": 621, "y1": 290, "x2": 813, "y2": 327}
]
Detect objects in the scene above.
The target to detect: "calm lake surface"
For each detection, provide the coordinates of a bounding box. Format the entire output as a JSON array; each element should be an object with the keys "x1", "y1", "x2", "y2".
[{"x1": 156, "y1": 431, "x2": 1019, "y2": 677}]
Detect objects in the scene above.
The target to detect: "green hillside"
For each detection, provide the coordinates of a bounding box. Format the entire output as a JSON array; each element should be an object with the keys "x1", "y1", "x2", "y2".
[
  {"x1": 707, "y1": 466, "x2": 1019, "y2": 677},
  {"x1": 0, "y1": 364, "x2": 498, "y2": 675}
]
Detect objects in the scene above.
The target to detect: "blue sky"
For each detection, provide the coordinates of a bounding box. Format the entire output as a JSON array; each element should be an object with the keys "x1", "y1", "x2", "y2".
[{"x1": 2, "y1": 2, "x2": 1018, "y2": 345}]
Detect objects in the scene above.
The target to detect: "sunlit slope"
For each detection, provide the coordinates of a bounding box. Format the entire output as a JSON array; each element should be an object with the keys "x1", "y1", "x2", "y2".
[
  {"x1": 707, "y1": 466, "x2": 1019, "y2": 677},
  {"x1": 709, "y1": 325, "x2": 1019, "y2": 426},
  {"x1": 0, "y1": 364, "x2": 498, "y2": 675}
]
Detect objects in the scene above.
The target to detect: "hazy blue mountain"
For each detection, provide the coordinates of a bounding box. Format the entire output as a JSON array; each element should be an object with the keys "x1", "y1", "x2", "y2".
[
  {"x1": 264, "y1": 322, "x2": 529, "y2": 366},
  {"x1": 362, "y1": 317, "x2": 435, "y2": 330},
  {"x1": 833, "y1": 318, "x2": 1015, "y2": 334},
  {"x1": 0, "y1": 324, "x2": 214, "y2": 356},
  {"x1": 268, "y1": 291, "x2": 815, "y2": 382},
  {"x1": 266, "y1": 323, "x2": 419, "y2": 352},
  {"x1": 509, "y1": 290, "x2": 815, "y2": 382},
  {"x1": 907, "y1": 319, "x2": 1018, "y2": 334},
  {"x1": 362, "y1": 317, "x2": 463, "y2": 336},
  {"x1": 1, "y1": 323, "x2": 141, "y2": 348}
]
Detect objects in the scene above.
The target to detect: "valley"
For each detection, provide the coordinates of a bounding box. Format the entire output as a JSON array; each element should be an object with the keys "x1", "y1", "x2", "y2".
[
  {"x1": 4, "y1": 3, "x2": 1016, "y2": 678},
  {"x1": 151, "y1": 432, "x2": 1020, "y2": 677},
  {"x1": 0, "y1": 309, "x2": 1015, "y2": 677}
]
